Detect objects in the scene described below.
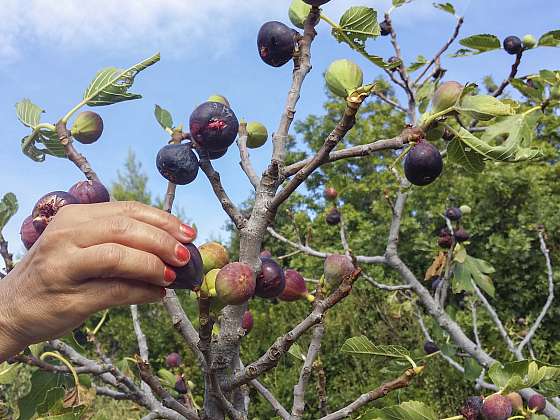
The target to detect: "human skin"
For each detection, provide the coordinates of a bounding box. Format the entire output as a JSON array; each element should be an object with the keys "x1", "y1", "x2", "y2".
[{"x1": 0, "y1": 201, "x2": 196, "y2": 362}]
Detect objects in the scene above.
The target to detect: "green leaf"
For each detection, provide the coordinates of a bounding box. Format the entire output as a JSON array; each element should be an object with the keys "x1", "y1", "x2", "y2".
[
  {"x1": 0, "y1": 192, "x2": 18, "y2": 230},
  {"x1": 0, "y1": 362, "x2": 21, "y2": 385},
  {"x1": 18, "y1": 371, "x2": 71, "y2": 420},
  {"x1": 83, "y1": 52, "x2": 160, "y2": 107},
  {"x1": 510, "y1": 79, "x2": 544, "y2": 102},
  {"x1": 288, "y1": 343, "x2": 305, "y2": 362},
  {"x1": 464, "y1": 358, "x2": 483, "y2": 381},
  {"x1": 433, "y1": 2, "x2": 455, "y2": 15},
  {"x1": 336, "y1": 7, "x2": 380, "y2": 46},
  {"x1": 360, "y1": 401, "x2": 438, "y2": 420},
  {"x1": 341, "y1": 336, "x2": 411, "y2": 360},
  {"x1": 455, "y1": 95, "x2": 515, "y2": 121},
  {"x1": 38, "y1": 129, "x2": 66, "y2": 158},
  {"x1": 392, "y1": 0, "x2": 413, "y2": 8},
  {"x1": 488, "y1": 360, "x2": 560, "y2": 393},
  {"x1": 538, "y1": 30, "x2": 560, "y2": 47},
  {"x1": 447, "y1": 137, "x2": 485, "y2": 173},
  {"x1": 408, "y1": 55, "x2": 428, "y2": 73},
  {"x1": 16, "y1": 99, "x2": 44, "y2": 128},
  {"x1": 157, "y1": 368, "x2": 176, "y2": 388},
  {"x1": 452, "y1": 254, "x2": 495, "y2": 297},
  {"x1": 154, "y1": 105, "x2": 174, "y2": 131},
  {"x1": 453, "y1": 34, "x2": 500, "y2": 56}
]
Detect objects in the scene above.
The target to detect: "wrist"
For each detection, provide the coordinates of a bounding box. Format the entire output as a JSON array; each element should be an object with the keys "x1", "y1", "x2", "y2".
[{"x1": 0, "y1": 274, "x2": 27, "y2": 362}]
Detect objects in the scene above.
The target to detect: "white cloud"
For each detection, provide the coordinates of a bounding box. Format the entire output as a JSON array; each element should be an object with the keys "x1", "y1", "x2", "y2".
[{"x1": 0, "y1": 0, "x2": 461, "y2": 63}]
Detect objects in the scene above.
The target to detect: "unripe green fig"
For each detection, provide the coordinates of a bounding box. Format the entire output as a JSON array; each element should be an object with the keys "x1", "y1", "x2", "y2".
[
  {"x1": 289, "y1": 0, "x2": 311, "y2": 29},
  {"x1": 432, "y1": 81, "x2": 463, "y2": 112},
  {"x1": 324, "y1": 254, "x2": 354, "y2": 288},
  {"x1": 207, "y1": 94, "x2": 230, "y2": 107},
  {"x1": 325, "y1": 59, "x2": 364, "y2": 98},
  {"x1": 522, "y1": 34, "x2": 537, "y2": 49},
  {"x1": 199, "y1": 242, "x2": 230, "y2": 274},
  {"x1": 215, "y1": 262, "x2": 256, "y2": 305},
  {"x1": 459, "y1": 204, "x2": 472, "y2": 215},
  {"x1": 201, "y1": 268, "x2": 220, "y2": 297},
  {"x1": 246, "y1": 121, "x2": 268, "y2": 149},
  {"x1": 71, "y1": 111, "x2": 104, "y2": 144}
]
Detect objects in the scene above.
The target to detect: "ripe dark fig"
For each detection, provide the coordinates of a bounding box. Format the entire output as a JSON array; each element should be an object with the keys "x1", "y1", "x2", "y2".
[
  {"x1": 423, "y1": 341, "x2": 439, "y2": 354},
  {"x1": 189, "y1": 102, "x2": 239, "y2": 152},
  {"x1": 380, "y1": 20, "x2": 391, "y2": 36},
  {"x1": 432, "y1": 81, "x2": 463, "y2": 112},
  {"x1": 260, "y1": 250, "x2": 273, "y2": 258},
  {"x1": 165, "y1": 352, "x2": 182, "y2": 368},
  {"x1": 20, "y1": 215, "x2": 41, "y2": 250},
  {"x1": 196, "y1": 147, "x2": 228, "y2": 160},
  {"x1": 303, "y1": 0, "x2": 330, "y2": 5},
  {"x1": 503, "y1": 36, "x2": 522, "y2": 55},
  {"x1": 255, "y1": 257, "x2": 286, "y2": 299},
  {"x1": 438, "y1": 235, "x2": 453, "y2": 249},
  {"x1": 172, "y1": 244, "x2": 204, "y2": 290},
  {"x1": 156, "y1": 143, "x2": 199, "y2": 185},
  {"x1": 454, "y1": 227, "x2": 470, "y2": 242},
  {"x1": 324, "y1": 254, "x2": 354, "y2": 288},
  {"x1": 528, "y1": 394, "x2": 546, "y2": 413},
  {"x1": 68, "y1": 180, "x2": 110, "y2": 204},
  {"x1": 460, "y1": 396, "x2": 484, "y2": 420},
  {"x1": 403, "y1": 141, "x2": 443, "y2": 186},
  {"x1": 246, "y1": 121, "x2": 268, "y2": 149},
  {"x1": 482, "y1": 394, "x2": 512, "y2": 420},
  {"x1": 280, "y1": 269, "x2": 315, "y2": 302},
  {"x1": 215, "y1": 262, "x2": 256, "y2": 305},
  {"x1": 257, "y1": 21, "x2": 297, "y2": 67},
  {"x1": 326, "y1": 208, "x2": 341, "y2": 225},
  {"x1": 175, "y1": 375, "x2": 188, "y2": 394},
  {"x1": 445, "y1": 207, "x2": 462, "y2": 221},
  {"x1": 32, "y1": 191, "x2": 79, "y2": 233},
  {"x1": 506, "y1": 392, "x2": 523, "y2": 412},
  {"x1": 242, "y1": 310, "x2": 254, "y2": 332},
  {"x1": 324, "y1": 187, "x2": 337, "y2": 201},
  {"x1": 199, "y1": 242, "x2": 230, "y2": 274},
  {"x1": 71, "y1": 111, "x2": 104, "y2": 144}
]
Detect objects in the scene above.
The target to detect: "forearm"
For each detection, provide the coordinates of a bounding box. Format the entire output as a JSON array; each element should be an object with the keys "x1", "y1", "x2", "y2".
[{"x1": 0, "y1": 274, "x2": 27, "y2": 362}]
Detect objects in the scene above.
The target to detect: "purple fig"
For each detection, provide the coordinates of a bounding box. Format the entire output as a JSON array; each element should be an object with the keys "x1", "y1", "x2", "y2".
[
  {"x1": 403, "y1": 141, "x2": 443, "y2": 186},
  {"x1": 257, "y1": 21, "x2": 297, "y2": 67},
  {"x1": 303, "y1": 0, "x2": 330, "y2": 5},
  {"x1": 215, "y1": 262, "x2": 256, "y2": 305},
  {"x1": 242, "y1": 310, "x2": 254, "y2": 332},
  {"x1": 380, "y1": 20, "x2": 391, "y2": 36},
  {"x1": 255, "y1": 257, "x2": 286, "y2": 299},
  {"x1": 196, "y1": 147, "x2": 228, "y2": 160},
  {"x1": 32, "y1": 191, "x2": 79, "y2": 233},
  {"x1": 68, "y1": 180, "x2": 110, "y2": 204},
  {"x1": 423, "y1": 341, "x2": 439, "y2": 354},
  {"x1": 260, "y1": 250, "x2": 273, "y2": 258},
  {"x1": 199, "y1": 242, "x2": 230, "y2": 274},
  {"x1": 481, "y1": 394, "x2": 512, "y2": 420},
  {"x1": 20, "y1": 215, "x2": 41, "y2": 250},
  {"x1": 528, "y1": 394, "x2": 546, "y2": 413},
  {"x1": 175, "y1": 375, "x2": 188, "y2": 394},
  {"x1": 445, "y1": 207, "x2": 462, "y2": 221},
  {"x1": 171, "y1": 244, "x2": 204, "y2": 290},
  {"x1": 189, "y1": 102, "x2": 239, "y2": 152},
  {"x1": 454, "y1": 227, "x2": 470, "y2": 242},
  {"x1": 156, "y1": 143, "x2": 199, "y2": 185},
  {"x1": 460, "y1": 396, "x2": 484, "y2": 420},
  {"x1": 165, "y1": 352, "x2": 181, "y2": 368},
  {"x1": 323, "y1": 254, "x2": 354, "y2": 288},
  {"x1": 326, "y1": 208, "x2": 341, "y2": 225},
  {"x1": 324, "y1": 187, "x2": 337, "y2": 201},
  {"x1": 71, "y1": 111, "x2": 104, "y2": 144},
  {"x1": 280, "y1": 269, "x2": 314, "y2": 302},
  {"x1": 503, "y1": 36, "x2": 522, "y2": 55}
]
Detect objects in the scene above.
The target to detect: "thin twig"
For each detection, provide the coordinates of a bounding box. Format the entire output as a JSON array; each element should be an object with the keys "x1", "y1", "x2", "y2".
[
  {"x1": 131, "y1": 305, "x2": 158, "y2": 405},
  {"x1": 372, "y1": 91, "x2": 406, "y2": 112},
  {"x1": 236, "y1": 122, "x2": 260, "y2": 189},
  {"x1": 0, "y1": 233, "x2": 14, "y2": 273},
  {"x1": 362, "y1": 273, "x2": 412, "y2": 291},
  {"x1": 492, "y1": 51, "x2": 523, "y2": 97},
  {"x1": 250, "y1": 379, "x2": 290, "y2": 420}
]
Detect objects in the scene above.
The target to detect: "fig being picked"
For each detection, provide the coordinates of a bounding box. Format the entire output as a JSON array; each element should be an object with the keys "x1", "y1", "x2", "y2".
[
  {"x1": 246, "y1": 121, "x2": 268, "y2": 149},
  {"x1": 325, "y1": 208, "x2": 341, "y2": 225},
  {"x1": 68, "y1": 180, "x2": 110, "y2": 204},
  {"x1": 432, "y1": 81, "x2": 463, "y2": 113},
  {"x1": 156, "y1": 143, "x2": 199, "y2": 185},
  {"x1": 459, "y1": 204, "x2": 472, "y2": 215},
  {"x1": 257, "y1": 21, "x2": 297, "y2": 67},
  {"x1": 207, "y1": 94, "x2": 230, "y2": 107},
  {"x1": 189, "y1": 101, "x2": 239, "y2": 152},
  {"x1": 255, "y1": 257, "x2": 286, "y2": 299},
  {"x1": 199, "y1": 242, "x2": 230, "y2": 274},
  {"x1": 289, "y1": 0, "x2": 311, "y2": 29},
  {"x1": 325, "y1": 59, "x2": 363, "y2": 98},
  {"x1": 481, "y1": 394, "x2": 512, "y2": 420},
  {"x1": 71, "y1": 111, "x2": 104, "y2": 144},
  {"x1": 20, "y1": 215, "x2": 41, "y2": 250},
  {"x1": 324, "y1": 187, "x2": 337, "y2": 201},
  {"x1": 280, "y1": 269, "x2": 315, "y2": 302},
  {"x1": 215, "y1": 262, "x2": 256, "y2": 305},
  {"x1": 323, "y1": 254, "x2": 354, "y2": 288},
  {"x1": 32, "y1": 191, "x2": 79, "y2": 233},
  {"x1": 403, "y1": 141, "x2": 443, "y2": 186},
  {"x1": 242, "y1": 310, "x2": 254, "y2": 333},
  {"x1": 171, "y1": 243, "x2": 204, "y2": 290}
]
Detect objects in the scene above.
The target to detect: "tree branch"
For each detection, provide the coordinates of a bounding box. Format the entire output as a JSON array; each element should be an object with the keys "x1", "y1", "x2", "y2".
[
  {"x1": 236, "y1": 122, "x2": 260, "y2": 189},
  {"x1": 0, "y1": 233, "x2": 14, "y2": 273},
  {"x1": 131, "y1": 304, "x2": 158, "y2": 405},
  {"x1": 492, "y1": 51, "x2": 523, "y2": 97},
  {"x1": 372, "y1": 91, "x2": 406, "y2": 112},
  {"x1": 362, "y1": 273, "x2": 412, "y2": 291},
  {"x1": 55, "y1": 121, "x2": 100, "y2": 182},
  {"x1": 250, "y1": 379, "x2": 290, "y2": 420}
]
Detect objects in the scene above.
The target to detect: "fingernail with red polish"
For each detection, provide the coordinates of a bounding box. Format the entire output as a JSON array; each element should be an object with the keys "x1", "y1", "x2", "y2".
[
  {"x1": 180, "y1": 224, "x2": 197, "y2": 241},
  {"x1": 176, "y1": 244, "x2": 191, "y2": 263},
  {"x1": 164, "y1": 266, "x2": 176, "y2": 284}
]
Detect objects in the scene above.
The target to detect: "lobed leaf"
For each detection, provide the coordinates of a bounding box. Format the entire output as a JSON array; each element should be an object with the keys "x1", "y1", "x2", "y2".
[
  {"x1": 16, "y1": 99, "x2": 44, "y2": 128},
  {"x1": 538, "y1": 30, "x2": 560, "y2": 47},
  {"x1": 408, "y1": 55, "x2": 428, "y2": 73},
  {"x1": 360, "y1": 401, "x2": 438, "y2": 420},
  {"x1": 455, "y1": 95, "x2": 514, "y2": 121},
  {"x1": 453, "y1": 34, "x2": 500, "y2": 56},
  {"x1": 446, "y1": 137, "x2": 485, "y2": 173},
  {"x1": 341, "y1": 336, "x2": 411, "y2": 359},
  {"x1": 334, "y1": 7, "x2": 380, "y2": 47}
]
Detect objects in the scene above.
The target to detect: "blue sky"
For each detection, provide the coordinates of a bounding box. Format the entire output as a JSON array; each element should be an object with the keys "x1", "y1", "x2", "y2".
[{"x1": 0, "y1": 0, "x2": 558, "y2": 261}]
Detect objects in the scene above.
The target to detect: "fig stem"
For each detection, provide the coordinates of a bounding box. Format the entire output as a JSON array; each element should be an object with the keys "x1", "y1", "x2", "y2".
[
  {"x1": 40, "y1": 351, "x2": 79, "y2": 389},
  {"x1": 91, "y1": 309, "x2": 109, "y2": 336},
  {"x1": 439, "y1": 416, "x2": 464, "y2": 420},
  {"x1": 61, "y1": 98, "x2": 88, "y2": 124}
]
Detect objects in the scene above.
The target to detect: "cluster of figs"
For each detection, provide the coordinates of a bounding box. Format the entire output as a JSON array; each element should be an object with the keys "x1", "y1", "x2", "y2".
[{"x1": 459, "y1": 392, "x2": 547, "y2": 420}]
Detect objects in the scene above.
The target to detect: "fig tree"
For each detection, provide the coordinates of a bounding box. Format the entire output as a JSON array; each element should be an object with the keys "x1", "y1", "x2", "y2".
[
  {"x1": 71, "y1": 111, "x2": 104, "y2": 144},
  {"x1": 325, "y1": 59, "x2": 363, "y2": 98},
  {"x1": 215, "y1": 262, "x2": 256, "y2": 305},
  {"x1": 503, "y1": 36, "x2": 522, "y2": 55},
  {"x1": 506, "y1": 392, "x2": 523, "y2": 412},
  {"x1": 257, "y1": 21, "x2": 297, "y2": 67},
  {"x1": 246, "y1": 121, "x2": 268, "y2": 149},
  {"x1": 255, "y1": 257, "x2": 286, "y2": 299},
  {"x1": 423, "y1": 341, "x2": 439, "y2": 354},
  {"x1": 172, "y1": 244, "x2": 204, "y2": 290},
  {"x1": 403, "y1": 141, "x2": 443, "y2": 186},
  {"x1": 324, "y1": 187, "x2": 337, "y2": 201},
  {"x1": 68, "y1": 180, "x2": 110, "y2": 204},
  {"x1": 481, "y1": 394, "x2": 512, "y2": 420},
  {"x1": 190, "y1": 101, "x2": 239, "y2": 152},
  {"x1": 445, "y1": 207, "x2": 462, "y2": 221},
  {"x1": 380, "y1": 20, "x2": 391, "y2": 36},
  {"x1": 242, "y1": 310, "x2": 254, "y2": 332},
  {"x1": 432, "y1": 81, "x2": 463, "y2": 112},
  {"x1": 20, "y1": 215, "x2": 41, "y2": 250},
  {"x1": 207, "y1": 94, "x2": 230, "y2": 107},
  {"x1": 324, "y1": 254, "x2": 354, "y2": 288},
  {"x1": 460, "y1": 396, "x2": 484, "y2": 420},
  {"x1": 32, "y1": 191, "x2": 79, "y2": 233},
  {"x1": 326, "y1": 207, "x2": 341, "y2": 225},
  {"x1": 280, "y1": 269, "x2": 315, "y2": 302},
  {"x1": 528, "y1": 394, "x2": 546, "y2": 413},
  {"x1": 156, "y1": 143, "x2": 199, "y2": 185},
  {"x1": 165, "y1": 352, "x2": 182, "y2": 368},
  {"x1": 199, "y1": 242, "x2": 230, "y2": 274}
]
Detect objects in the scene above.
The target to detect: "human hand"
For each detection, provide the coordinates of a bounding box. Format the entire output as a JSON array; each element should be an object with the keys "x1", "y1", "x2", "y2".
[{"x1": 0, "y1": 201, "x2": 196, "y2": 361}]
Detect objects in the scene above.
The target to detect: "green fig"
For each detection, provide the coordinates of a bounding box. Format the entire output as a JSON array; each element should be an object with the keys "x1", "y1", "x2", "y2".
[
  {"x1": 71, "y1": 111, "x2": 104, "y2": 144},
  {"x1": 246, "y1": 121, "x2": 268, "y2": 149},
  {"x1": 201, "y1": 268, "x2": 220, "y2": 297},
  {"x1": 325, "y1": 59, "x2": 364, "y2": 99},
  {"x1": 432, "y1": 81, "x2": 463, "y2": 113},
  {"x1": 459, "y1": 205, "x2": 472, "y2": 215},
  {"x1": 199, "y1": 242, "x2": 230, "y2": 274},
  {"x1": 207, "y1": 94, "x2": 230, "y2": 108},
  {"x1": 289, "y1": 0, "x2": 311, "y2": 29},
  {"x1": 522, "y1": 34, "x2": 537, "y2": 49}
]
